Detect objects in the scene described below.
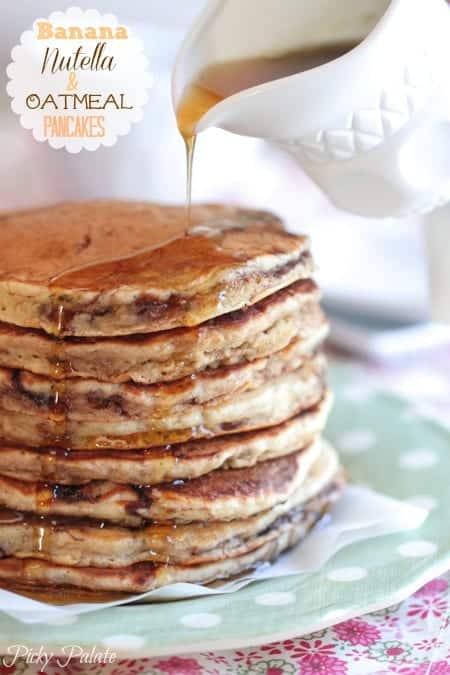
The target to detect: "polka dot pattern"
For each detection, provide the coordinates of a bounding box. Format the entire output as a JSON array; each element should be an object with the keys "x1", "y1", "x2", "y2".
[
  {"x1": 179, "y1": 613, "x2": 222, "y2": 629},
  {"x1": 255, "y1": 592, "x2": 296, "y2": 606},
  {"x1": 327, "y1": 567, "x2": 368, "y2": 583},
  {"x1": 399, "y1": 449, "x2": 439, "y2": 470},
  {"x1": 337, "y1": 429, "x2": 376, "y2": 454},
  {"x1": 397, "y1": 541, "x2": 438, "y2": 558}
]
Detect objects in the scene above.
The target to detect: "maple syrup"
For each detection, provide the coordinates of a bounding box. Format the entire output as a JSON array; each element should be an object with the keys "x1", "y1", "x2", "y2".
[
  {"x1": 36, "y1": 483, "x2": 53, "y2": 512},
  {"x1": 176, "y1": 41, "x2": 358, "y2": 212},
  {"x1": 43, "y1": 450, "x2": 58, "y2": 482},
  {"x1": 47, "y1": 228, "x2": 237, "y2": 293},
  {"x1": 177, "y1": 86, "x2": 222, "y2": 221},
  {"x1": 34, "y1": 522, "x2": 48, "y2": 554}
]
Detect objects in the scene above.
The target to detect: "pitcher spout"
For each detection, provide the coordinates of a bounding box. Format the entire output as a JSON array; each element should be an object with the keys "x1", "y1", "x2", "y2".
[{"x1": 173, "y1": 0, "x2": 390, "y2": 137}]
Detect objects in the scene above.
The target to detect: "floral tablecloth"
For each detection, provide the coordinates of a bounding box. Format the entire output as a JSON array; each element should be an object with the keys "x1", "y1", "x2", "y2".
[
  {"x1": 3, "y1": 354, "x2": 450, "y2": 674},
  {"x1": 2, "y1": 574, "x2": 450, "y2": 674}
]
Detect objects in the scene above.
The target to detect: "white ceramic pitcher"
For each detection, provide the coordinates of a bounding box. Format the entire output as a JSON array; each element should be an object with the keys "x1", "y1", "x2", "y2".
[{"x1": 173, "y1": 0, "x2": 450, "y2": 219}]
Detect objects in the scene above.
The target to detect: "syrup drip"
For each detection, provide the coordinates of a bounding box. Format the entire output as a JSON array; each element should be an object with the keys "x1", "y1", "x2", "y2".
[
  {"x1": 35, "y1": 523, "x2": 47, "y2": 554},
  {"x1": 36, "y1": 483, "x2": 52, "y2": 511},
  {"x1": 33, "y1": 482, "x2": 56, "y2": 555},
  {"x1": 24, "y1": 276, "x2": 75, "y2": 556},
  {"x1": 23, "y1": 511, "x2": 55, "y2": 556},
  {"x1": 47, "y1": 291, "x2": 69, "y2": 448},
  {"x1": 43, "y1": 450, "x2": 58, "y2": 482}
]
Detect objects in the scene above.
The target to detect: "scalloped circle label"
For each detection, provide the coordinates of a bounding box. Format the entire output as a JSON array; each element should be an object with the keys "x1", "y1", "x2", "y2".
[{"x1": 6, "y1": 7, "x2": 153, "y2": 152}]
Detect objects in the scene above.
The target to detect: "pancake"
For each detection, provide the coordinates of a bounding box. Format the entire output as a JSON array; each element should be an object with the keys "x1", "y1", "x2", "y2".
[
  {"x1": 0, "y1": 444, "x2": 341, "y2": 567},
  {"x1": 0, "y1": 474, "x2": 343, "y2": 592},
  {"x1": 0, "y1": 280, "x2": 325, "y2": 384},
  {"x1": 0, "y1": 202, "x2": 313, "y2": 337},
  {"x1": 0, "y1": 336, "x2": 324, "y2": 422},
  {"x1": 0, "y1": 363, "x2": 326, "y2": 449},
  {"x1": 0, "y1": 502, "x2": 323, "y2": 569},
  {"x1": 0, "y1": 482, "x2": 342, "y2": 593},
  {"x1": 0, "y1": 439, "x2": 326, "y2": 525},
  {"x1": 0, "y1": 393, "x2": 332, "y2": 485}
]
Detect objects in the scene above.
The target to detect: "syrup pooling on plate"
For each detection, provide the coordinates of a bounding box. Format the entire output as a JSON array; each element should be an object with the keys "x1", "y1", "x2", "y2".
[{"x1": 176, "y1": 41, "x2": 358, "y2": 215}]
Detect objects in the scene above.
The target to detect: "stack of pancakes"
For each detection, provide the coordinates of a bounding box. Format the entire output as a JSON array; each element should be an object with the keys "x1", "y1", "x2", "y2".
[{"x1": 0, "y1": 201, "x2": 343, "y2": 596}]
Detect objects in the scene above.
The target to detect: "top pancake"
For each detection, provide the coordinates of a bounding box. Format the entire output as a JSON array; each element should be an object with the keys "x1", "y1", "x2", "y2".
[{"x1": 0, "y1": 201, "x2": 312, "y2": 337}]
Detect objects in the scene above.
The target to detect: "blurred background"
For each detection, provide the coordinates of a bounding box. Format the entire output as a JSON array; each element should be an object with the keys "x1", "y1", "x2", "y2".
[{"x1": 0, "y1": 0, "x2": 446, "y2": 360}]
